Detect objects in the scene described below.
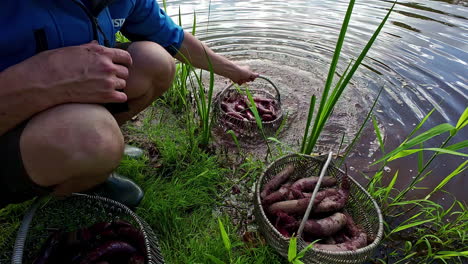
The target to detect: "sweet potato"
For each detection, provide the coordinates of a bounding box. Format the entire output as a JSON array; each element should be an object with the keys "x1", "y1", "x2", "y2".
[
  {"x1": 33, "y1": 231, "x2": 64, "y2": 264},
  {"x1": 261, "y1": 114, "x2": 275, "y2": 121},
  {"x1": 274, "y1": 211, "x2": 297, "y2": 237},
  {"x1": 234, "y1": 103, "x2": 245, "y2": 112},
  {"x1": 314, "y1": 232, "x2": 367, "y2": 251},
  {"x1": 253, "y1": 97, "x2": 274, "y2": 105},
  {"x1": 268, "y1": 188, "x2": 339, "y2": 215},
  {"x1": 268, "y1": 197, "x2": 312, "y2": 215},
  {"x1": 313, "y1": 189, "x2": 348, "y2": 213},
  {"x1": 290, "y1": 176, "x2": 337, "y2": 192},
  {"x1": 79, "y1": 241, "x2": 136, "y2": 264},
  {"x1": 313, "y1": 176, "x2": 350, "y2": 213},
  {"x1": 244, "y1": 110, "x2": 256, "y2": 121},
  {"x1": 262, "y1": 183, "x2": 292, "y2": 206},
  {"x1": 256, "y1": 103, "x2": 273, "y2": 115},
  {"x1": 260, "y1": 165, "x2": 295, "y2": 198},
  {"x1": 227, "y1": 111, "x2": 247, "y2": 121},
  {"x1": 115, "y1": 226, "x2": 146, "y2": 254},
  {"x1": 300, "y1": 212, "x2": 347, "y2": 237},
  {"x1": 221, "y1": 102, "x2": 233, "y2": 112},
  {"x1": 128, "y1": 254, "x2": 145, "y2": 264}
]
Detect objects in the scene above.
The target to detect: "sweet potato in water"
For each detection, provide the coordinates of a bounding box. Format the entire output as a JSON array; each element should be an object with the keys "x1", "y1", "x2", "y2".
[{"x1": 260, "y1": 165, "x2": 295, "y2": 199}]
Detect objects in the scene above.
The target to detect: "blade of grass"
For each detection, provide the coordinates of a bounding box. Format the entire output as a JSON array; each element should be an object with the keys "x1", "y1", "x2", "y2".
[
  {"x1": 387, "y1": 147, "x2": 468, "y2": 162},
  {"x1": 372, "y1": 114, "x2": 385, "y2": 153},
  {"x1": 305, "y1": 1, "x2": 395, "y2": 154},
  {"x1": 338, "y1": 86, "x2": 384, "y2": 167},
  {"x1": 192, "y1": 11, "x2": 197, "y2": 36},
  {"x1": 455, "y1": 107, "x2": 468, "y2": 130},
  {"x1": 226, "y1": 130, "x2": 241, "y2": 153},
  {"x1": 337, "y1": 132, "x2": 346, "y2": 156},
  {"x1": 418, "y1": 142, "x2": 424, "y2": 172},
  {"x1": 444, "y1": 140, "x2": 468, "y2": 151},
  {"x1": 162, "y1": 0, "x2": 167, "y2": 13},
  {"x1": 217, "y1": 218, "x2": 231, "y2": 252},
  {"x1": 424, "y1": 160, "x2": 468, "y2": 200},
  {"x1": 304, "y1": 0, "x2": 356, "y2": 154},
  {"x1": 288, "y1": 236, "x2": 297, "y2": 262},
  {"x1": 373, "y1": 123, "x2": 455, "y2": 164},
  {"x1": 383, "y1": 170, "x2": 399, "y2": 204},
  {"x1": 301, "y1": 95, "x2": 316, "y2": 153},
  {"x1": 389, "y1": 218, "x2": 434, "y2": 235},
  {"x1": 178, "y1": 6, "x2": 182, "y2": 26}
]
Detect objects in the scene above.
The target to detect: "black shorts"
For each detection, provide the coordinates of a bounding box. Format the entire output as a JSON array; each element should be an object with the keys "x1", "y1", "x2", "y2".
[
  {"x1": 0, "y1": 102, "x2": 129, "y2": 209},
  {"x1": 0, "y1": 43, "x2": 132, "y2": 208},
  {"x1": 0, "y1": 121, "x2": 50, "y2": 208}
]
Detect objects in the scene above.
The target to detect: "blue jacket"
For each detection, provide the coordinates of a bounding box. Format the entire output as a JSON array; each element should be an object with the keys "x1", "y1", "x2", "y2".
[{"x1": 0, "y1": 0, "x2": 185, "y2": 72}]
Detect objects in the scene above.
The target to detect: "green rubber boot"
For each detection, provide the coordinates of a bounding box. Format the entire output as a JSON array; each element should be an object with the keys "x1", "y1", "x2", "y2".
[{"x1": 87, "y1": 173, "x2": 144, "y2": 209}]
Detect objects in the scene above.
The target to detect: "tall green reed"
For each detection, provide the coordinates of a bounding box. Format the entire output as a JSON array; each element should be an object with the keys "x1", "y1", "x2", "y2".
[{"x1": 301, "y1": 1, "x2": 396, "y2": 155}]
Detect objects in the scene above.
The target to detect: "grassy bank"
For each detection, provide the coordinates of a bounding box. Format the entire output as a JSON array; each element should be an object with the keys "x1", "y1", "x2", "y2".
[{"x1": 0, "y1": 62, "x2": 465, "y2": 263}]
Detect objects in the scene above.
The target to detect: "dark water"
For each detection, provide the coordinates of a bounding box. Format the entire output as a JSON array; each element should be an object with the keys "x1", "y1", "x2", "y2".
[{"x1": 166, "y1": 0, "x2": 467, "y2": 201}]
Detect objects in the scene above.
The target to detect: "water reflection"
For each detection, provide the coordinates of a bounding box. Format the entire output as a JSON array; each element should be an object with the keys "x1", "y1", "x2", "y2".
[{"x1": 166, "y1": 0, "x2": 467, "y2": 200}]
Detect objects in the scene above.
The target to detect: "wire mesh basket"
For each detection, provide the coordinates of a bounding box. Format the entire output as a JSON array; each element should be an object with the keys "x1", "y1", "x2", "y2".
[
  {"x1": 11, "y1": 193, "x2": 164, "y2": 264},
  {"x1": 213, "y1": 76, "x2": 283, "y2": 138},
  {"x1": 253, "y1": 154, "x2": 383, "y2": 264}
]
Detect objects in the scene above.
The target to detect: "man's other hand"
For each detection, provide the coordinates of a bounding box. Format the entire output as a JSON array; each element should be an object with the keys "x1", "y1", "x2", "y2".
[{"x1": 20, "y1": 41, "x2": 133, "y2": 104}]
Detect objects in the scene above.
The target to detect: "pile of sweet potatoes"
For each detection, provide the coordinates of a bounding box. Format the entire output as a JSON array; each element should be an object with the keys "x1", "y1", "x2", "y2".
[
  {"x1": 33, "y1": 220, "x2": 146, "y2": 264},
  {"x1": 221, "y1": 93, "x2": 280, "y2": 122},
  {"x1": 260, "y1": 165, "x2": 370, "y2": 252}
]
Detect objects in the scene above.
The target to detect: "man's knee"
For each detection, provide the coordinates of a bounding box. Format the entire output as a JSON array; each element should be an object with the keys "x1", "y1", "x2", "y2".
[
  {"x1": 127, "y1": 41, "x2": 176, "y2": 97},
  {"x1": 20, "y1": 104, "x2": 124, "y2": 187}
]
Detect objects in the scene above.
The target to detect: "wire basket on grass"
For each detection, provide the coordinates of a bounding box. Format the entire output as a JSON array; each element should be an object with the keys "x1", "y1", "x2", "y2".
[
  {"x1": 253, "y1": 154, "x2": 383, "y2": 264},
  {"x1": 213, "y1": 76, "x2": 283, "y2": 138},
  {"x1": 12, "y1": 193, "x2": 164, "y2": 264}
]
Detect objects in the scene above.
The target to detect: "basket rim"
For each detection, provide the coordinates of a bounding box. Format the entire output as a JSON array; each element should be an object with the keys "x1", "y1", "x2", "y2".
[
  {"x1": 215, "y1": 87, "x2": 283, "y2": 125},
  {"x1": 254, "y1": 153, "x2": 384, "y2": 256},
  {"x1": 13, "y1": 193, "x2": 158, "y2": 264}
]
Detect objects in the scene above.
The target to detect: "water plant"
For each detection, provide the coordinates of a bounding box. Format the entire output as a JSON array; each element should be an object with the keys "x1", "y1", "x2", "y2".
[
  {"x1": 301, "y1": 0, "x2": 396, "y2": 155},
  {"x1": 365, "y1": 107, "x2": 468, "y2": 263}
]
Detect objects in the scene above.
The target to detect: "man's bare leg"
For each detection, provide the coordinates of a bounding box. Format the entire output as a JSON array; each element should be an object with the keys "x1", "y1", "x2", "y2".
[
  {"x1": 19, "y1": 41, "x2": 175, "y2": 196},
  {"x1": 113, "y1": 41, "x2": 175, "y2": 124}
]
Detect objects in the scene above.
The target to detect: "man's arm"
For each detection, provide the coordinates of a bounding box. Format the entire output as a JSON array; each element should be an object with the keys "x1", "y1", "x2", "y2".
[
  {"x1": 0, "y1": 66, "x2": 56, "y2": 135},
  {"x1": 0, "y1": 42, "x2": 132, "y2": 135},
  {"x1": 175, "y1": 32, "x2": 258, "y2": 84}
]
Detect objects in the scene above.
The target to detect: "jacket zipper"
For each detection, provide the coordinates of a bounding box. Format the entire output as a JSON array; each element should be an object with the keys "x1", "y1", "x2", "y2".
[{"x1": 71, "y1": 0, "x2": 110, "y2": 47}]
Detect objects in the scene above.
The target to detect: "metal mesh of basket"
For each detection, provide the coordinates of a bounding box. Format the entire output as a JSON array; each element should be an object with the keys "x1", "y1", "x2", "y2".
[
  {"x1": 213, "y1": 76, "x2": 283, "y2": 138},
  {"x1": 12, "y1": 193, "x2": 164, "y2": 264},
  {"x1": 253, "y1": 154, "x2": 383, "y2": 264}
]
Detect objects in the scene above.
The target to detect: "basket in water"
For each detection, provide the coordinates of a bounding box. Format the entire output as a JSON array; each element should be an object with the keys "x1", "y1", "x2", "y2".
[
  {"x1": 213, "y1": 76, "x2": 283, "y2": 138},
  {"x1": 253, "y1": 154, "x2": 383, "y2": 264},
  {"x1": 11, "y1": 193, "x2": 164, "y2": 264}
]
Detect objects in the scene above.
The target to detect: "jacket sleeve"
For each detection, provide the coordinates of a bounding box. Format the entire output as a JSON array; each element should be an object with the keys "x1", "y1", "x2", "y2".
[{"x1": 121, "y1": 0, "x2": 185, "y2": 56}]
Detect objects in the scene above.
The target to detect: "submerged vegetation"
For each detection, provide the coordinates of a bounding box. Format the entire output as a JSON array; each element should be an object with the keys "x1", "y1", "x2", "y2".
[{"x1": 0, "y1": 1, "x2": 466, "y2": 264}]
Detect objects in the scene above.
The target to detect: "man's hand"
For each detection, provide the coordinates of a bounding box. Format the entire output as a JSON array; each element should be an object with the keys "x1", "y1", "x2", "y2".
[
  {"x1": 15, "y1": 41, "x2": 133, "y2": 104},
  {"x1": 230, "y1": 65, "x2": 259, "y2": 85}
]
